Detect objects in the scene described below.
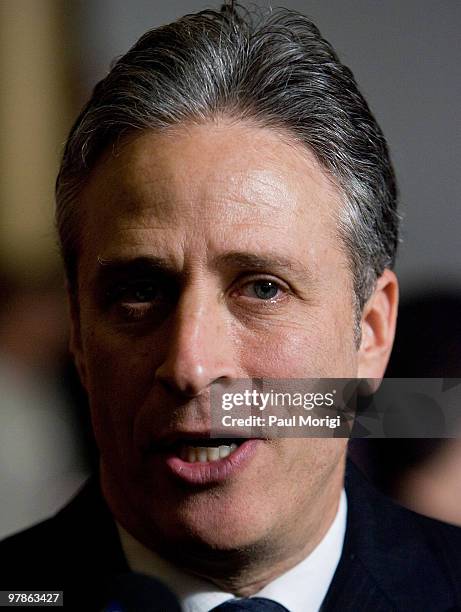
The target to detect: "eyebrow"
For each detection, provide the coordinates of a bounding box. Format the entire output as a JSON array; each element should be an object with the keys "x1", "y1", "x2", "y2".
[
  {"x1": 92, "y1": 251, "x2": 312, "y2": 286},
  {"x1": 212, "y1": 251, "x2": 313, "y2": 282},
  {"x1": 97, "y1": 255, "x2": 171, "y2": 271},
  {"x1": 92, "y1": 256, "x2": 176, "y2": 288}
]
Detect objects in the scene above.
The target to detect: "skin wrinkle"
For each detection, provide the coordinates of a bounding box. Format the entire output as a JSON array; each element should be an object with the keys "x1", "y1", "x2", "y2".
[
  {"x1": 89, "y1": 119, "x2": 340, "y2": 217},
  {"x1": 94, "y1": 252, "x2": 316, "y2": 302},
  {"x1": 70, "y1": 121, "x2": 397, "y2": 595},
  {"x1": 81, "y1": 121, "x2": 346, "y2": 295}
]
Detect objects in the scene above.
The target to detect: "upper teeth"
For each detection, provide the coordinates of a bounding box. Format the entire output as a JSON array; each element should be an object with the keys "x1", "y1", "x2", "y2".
[{"x1": 181, "y1": 444, "x2": 238, "y2": 463}]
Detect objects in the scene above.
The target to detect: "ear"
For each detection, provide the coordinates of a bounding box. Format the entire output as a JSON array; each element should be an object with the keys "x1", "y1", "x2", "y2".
[
  {"x1": 67, "y1": 284, "x2": 89, "y2": 392},
  {"x1": 357, "y1": 269, "x2": 399, "y2": 379}
]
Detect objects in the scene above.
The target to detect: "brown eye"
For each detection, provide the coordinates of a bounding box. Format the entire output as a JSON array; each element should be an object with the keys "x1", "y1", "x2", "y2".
[
  {"x1": 128, "y1": 283, "x2": 158, "y2": 303},
  {"x1": 107, "y1": 281, "x2": 161, "y2": 305}
]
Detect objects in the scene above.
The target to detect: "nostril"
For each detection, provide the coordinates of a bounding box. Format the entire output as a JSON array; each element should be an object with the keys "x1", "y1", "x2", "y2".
[{"x1": 155, "y1": 361, "x2": 209, "y2": 398}]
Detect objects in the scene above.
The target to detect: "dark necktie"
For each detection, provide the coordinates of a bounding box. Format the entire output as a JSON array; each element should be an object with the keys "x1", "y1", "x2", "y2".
[{"x1": 210, "y1": 597, "x2": 290, "y2": 611}]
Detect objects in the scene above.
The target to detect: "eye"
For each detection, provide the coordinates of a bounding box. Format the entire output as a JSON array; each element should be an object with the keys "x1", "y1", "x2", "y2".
[
  {"x1": 104, "y1": 278, "x2": 174, "y2": 324},
  {"x1": 108, "y1": 281, "x2": 162, "y2": 305},
  {"x1": 125, "y1": 283, "x2": 159, "y2": 303},
  {"x1": 240, "y1": 279, "x2": 284, "y2": 301}
]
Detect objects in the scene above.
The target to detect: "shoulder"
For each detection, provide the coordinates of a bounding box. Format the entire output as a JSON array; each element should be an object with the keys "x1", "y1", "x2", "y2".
[
  {"x1": 345, "y1": 458, "x2": 461, "y2": 566},
  {"x1": 1, "y1": 502, "x2": 77, "y2": 587},
  {"x1": 403, "y1": 504, "x2": 461, "y2": 591},
  {"x1": 0, "y1": 476, "x2": 128, "y2": 609},
  {"x1": 337, "y1": 459, "x2": 461, "y2": 610}
]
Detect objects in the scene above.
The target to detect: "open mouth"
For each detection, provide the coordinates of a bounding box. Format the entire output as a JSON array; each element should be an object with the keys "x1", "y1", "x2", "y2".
[
  {"x1": 155, "y1": 437, "x2": 262, "y2": 484},
  {"x1": 173, "y1": 438, "x2": 247, "y2": 463}
]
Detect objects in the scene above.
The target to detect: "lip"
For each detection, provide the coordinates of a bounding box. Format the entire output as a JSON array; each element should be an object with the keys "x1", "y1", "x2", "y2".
[
  {"x1": 143, "y1": 427, "x2": 252, "y2": 449},
  {"x1": 155, "y1": 438, "x2": 263, "y2": 485}
]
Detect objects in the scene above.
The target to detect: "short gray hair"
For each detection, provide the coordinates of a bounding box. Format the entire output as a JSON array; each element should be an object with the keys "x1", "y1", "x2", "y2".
[{"x1": 56, "y1": 4, "x2": 399, "y2": 311}]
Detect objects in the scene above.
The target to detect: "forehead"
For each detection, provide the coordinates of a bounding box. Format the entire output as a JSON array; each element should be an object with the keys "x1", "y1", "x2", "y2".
[{"x1": 78, "y1": 121, "x2": 345, "y2": 273}]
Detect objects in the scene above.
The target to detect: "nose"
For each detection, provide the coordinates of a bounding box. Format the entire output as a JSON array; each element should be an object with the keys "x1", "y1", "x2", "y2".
[{"x1": 155, "y1": 284, "x2": 237, "y2": 397}]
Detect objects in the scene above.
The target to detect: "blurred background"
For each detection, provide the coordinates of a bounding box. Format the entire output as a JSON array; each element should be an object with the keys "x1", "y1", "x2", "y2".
[{"x1": 1, "y1": 0, "x2": 460, "y2": 538}]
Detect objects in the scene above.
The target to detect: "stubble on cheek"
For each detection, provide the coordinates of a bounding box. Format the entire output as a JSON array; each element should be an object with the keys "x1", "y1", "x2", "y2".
[{"x1": 81, "y1": 326, "x2": 149, "y2": 469}]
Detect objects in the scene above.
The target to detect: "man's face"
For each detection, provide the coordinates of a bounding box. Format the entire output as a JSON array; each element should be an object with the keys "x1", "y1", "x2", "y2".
[{"x1": 72, "y1": 122, "x2": 358, "y2": 566}]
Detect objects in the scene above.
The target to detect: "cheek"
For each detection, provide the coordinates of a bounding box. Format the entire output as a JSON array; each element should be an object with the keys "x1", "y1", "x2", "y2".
[
  {"x1": 81, "y1": 326, "x2": 162, "y2": 459},
  {"x1": 237, "y1": 312, "x2": 357, "y2": 378},
  {"x1": 244, "y1": 439, "x2": 346, "y2": 538},
  {"x1": 279, "y1": 439, "x2": 347, "y2": 510},
  {"x1": 290, "y1": 439, "x2": 346, "y2": 519}
]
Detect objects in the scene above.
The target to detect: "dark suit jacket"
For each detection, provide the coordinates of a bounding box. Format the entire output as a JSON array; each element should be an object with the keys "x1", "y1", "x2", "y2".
[{"x1": 1, "y1": 460, "x2": 461, "y2": 611}]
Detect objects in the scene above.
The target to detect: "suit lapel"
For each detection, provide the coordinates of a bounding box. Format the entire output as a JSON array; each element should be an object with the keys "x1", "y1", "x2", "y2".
[
  {"x1": 320, "y1": 551, "x2": 395, "y2": 611},
  {"x1": 321, "y1": 459, "x2": 456, "y2": 612}
]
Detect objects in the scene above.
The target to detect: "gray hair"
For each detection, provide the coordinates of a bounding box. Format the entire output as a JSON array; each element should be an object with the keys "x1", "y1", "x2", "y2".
[{"x1": 56, "y1": 4, "x2": 399, "y2": 313}]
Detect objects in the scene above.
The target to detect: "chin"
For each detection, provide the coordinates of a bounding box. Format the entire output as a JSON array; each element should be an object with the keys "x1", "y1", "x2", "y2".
[
  {"x1": 128, "y1": 484, "x2": 274, "y2": 558},
  {"x1": 152, "y1": 513, "x2": 278, "y2": 578}
]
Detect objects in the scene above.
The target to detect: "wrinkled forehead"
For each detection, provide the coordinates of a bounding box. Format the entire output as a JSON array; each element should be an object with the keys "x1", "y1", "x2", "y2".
[
  {"x1": 73, "y1": 123, "x2": 355, "y2": 312},
  {"x1": 79, "y1": 122, "x2": 344, "y2": 237}
]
